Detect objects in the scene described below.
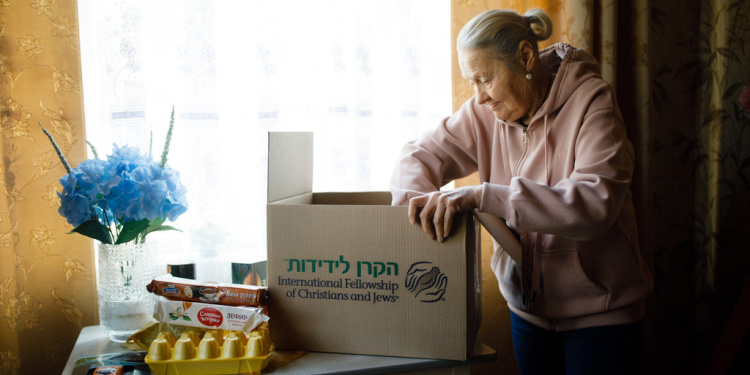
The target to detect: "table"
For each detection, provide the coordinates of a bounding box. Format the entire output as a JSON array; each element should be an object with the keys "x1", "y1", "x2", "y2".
[{"x1": 63, "y1": 326, "x2": 496, "y2": 375}]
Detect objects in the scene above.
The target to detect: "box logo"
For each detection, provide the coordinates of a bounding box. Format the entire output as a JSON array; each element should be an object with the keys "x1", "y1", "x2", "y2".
[{"x1": 405, "y1": 262, "x2": 447, "y2": 303}]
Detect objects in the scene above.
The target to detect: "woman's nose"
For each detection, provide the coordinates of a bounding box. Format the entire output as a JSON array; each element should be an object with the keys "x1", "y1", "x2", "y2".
[{"x1": 475, "y1": 86, "x2": 489, "y2": 104}]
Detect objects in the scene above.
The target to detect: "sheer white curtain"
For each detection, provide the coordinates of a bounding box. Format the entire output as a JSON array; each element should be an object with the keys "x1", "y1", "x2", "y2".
[{"x1": 77, "y1": 0, "x2": 450, "y2": 282}]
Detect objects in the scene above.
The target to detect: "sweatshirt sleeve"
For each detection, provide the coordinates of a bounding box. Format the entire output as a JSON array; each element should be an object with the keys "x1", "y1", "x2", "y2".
[
  {"x1": 390, "y1": 97, "x2": 488, "y2": 205},
  {"x1": 479, "y1": 107, "x2": 635, "y2": 241}
]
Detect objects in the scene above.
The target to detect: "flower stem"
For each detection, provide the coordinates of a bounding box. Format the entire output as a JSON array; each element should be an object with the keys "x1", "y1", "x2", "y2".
[
  {"x1": 99, "y1": 210, "x2": 116, "y2": 244},
  {"x1": 38, "y1": 122, "x2": 72, "y2": 174},
  {"x1": 86, "y1": 140, "x2": 100, "y2": 159},
  {"x1": 160, "y1": 106, "x2": 175, "y2": 168}
]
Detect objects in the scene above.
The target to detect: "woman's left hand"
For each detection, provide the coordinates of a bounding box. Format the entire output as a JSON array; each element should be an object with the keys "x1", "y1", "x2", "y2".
[{"x1": 408, "y1": 185, "x2": 483, "y2": 242}]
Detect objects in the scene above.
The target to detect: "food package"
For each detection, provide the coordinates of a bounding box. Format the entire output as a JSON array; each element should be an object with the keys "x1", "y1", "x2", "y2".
[
  {"x1": 153, "y1": 296, "x2": 268, "y2": 332},
  {"x1": 147, "y1": 275, "x2": 268, "y2": 307}
]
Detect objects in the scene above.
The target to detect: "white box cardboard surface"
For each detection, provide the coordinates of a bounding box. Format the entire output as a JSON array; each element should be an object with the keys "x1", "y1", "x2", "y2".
[{"x1": 266, "y1": 132, "x2": 481, "y2": 361}]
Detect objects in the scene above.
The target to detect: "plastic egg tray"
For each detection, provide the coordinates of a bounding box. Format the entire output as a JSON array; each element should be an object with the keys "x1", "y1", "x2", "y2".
[{"x1": 145, "y1": 329, "x2": 273, "y2": 375}]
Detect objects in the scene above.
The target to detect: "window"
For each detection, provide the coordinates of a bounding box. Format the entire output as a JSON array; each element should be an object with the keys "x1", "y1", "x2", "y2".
[{"x1": 78, "y1": 0, "x2": 451, "y2": 283}]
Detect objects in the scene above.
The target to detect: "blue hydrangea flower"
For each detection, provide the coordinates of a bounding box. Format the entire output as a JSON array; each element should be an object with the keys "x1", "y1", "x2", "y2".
[
  {"x1": 77, "y1": 158, "x2": 108, "y2": 199},
  {"x1": 58, "y1": 173, "x2": 94, "y2": 227},
  {"x1": 56, "y1": 144, "x2": 188, "y2": 243}
]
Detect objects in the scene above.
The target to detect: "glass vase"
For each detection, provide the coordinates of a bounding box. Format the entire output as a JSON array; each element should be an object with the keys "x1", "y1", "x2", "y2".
[{"x1": 95, "y1": 242, "x2": 157, "y2": 342}]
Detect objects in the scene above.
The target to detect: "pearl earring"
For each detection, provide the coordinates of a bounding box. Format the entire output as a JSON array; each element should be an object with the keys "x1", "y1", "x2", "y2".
[{"x1": 525, "y1": 73, "x2": 532, "y2": 80}]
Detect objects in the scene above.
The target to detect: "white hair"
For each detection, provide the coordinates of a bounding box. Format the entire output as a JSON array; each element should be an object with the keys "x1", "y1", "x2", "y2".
[{"x1": 457, "y1": 8, "x2": 553, "y2": 72}]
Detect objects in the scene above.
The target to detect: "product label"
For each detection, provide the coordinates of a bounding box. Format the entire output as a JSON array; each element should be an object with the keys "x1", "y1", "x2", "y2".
[
  {"x1": 197, "y1": 307, "x2": 223, "y2": 327},
  {"x1": 161, "y1": 286, "x2": 180, "y2": 296}
]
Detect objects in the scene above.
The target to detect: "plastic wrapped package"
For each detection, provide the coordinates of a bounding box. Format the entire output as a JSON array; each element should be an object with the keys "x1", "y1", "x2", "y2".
[{"x1": 152, "y1": 296, "x2": 268, "y2": 332}]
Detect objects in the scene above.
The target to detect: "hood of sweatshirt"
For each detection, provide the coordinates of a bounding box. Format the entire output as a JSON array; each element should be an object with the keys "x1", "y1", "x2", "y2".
[{"x1": 534, "y1": 43, "x2": 603, "y2": 121}]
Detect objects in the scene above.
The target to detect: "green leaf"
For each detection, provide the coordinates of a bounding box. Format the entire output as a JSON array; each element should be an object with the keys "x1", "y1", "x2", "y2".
[
  {"x1": 115, "y1": 219, "x2": 149, "y2": 244},
  {"x1": 144, "y1": 224, "x2": 182, "y2": 237},
  {"x1": 182, "y1": 316, "x2": 191, "y2": 322},
  {"x1": 151, "y1": 217, "x2": 166, "y2": 226},
  {"x1": 71, "y1": 220, "x2": 113, "y2": 244}
]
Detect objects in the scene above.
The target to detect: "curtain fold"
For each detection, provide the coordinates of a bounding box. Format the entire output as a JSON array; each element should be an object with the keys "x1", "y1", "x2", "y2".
[{"x1": 1, "y1": 0, "x2": 97, "y2": 374}]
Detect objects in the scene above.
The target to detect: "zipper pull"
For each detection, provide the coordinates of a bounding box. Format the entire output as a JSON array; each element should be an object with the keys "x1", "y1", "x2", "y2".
[{"x1": 522, "y1": 127, "x2": 527, "y2": 144}]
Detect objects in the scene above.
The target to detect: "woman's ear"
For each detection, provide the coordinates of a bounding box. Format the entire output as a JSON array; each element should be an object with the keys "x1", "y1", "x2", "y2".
[{"x1": 518, "y1": 40, "x2": 535, "y2": 72}]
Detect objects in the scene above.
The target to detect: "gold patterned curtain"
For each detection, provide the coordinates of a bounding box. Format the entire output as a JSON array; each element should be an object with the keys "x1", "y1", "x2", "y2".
[
  {"x1": 452, "y1": 1, "x2": 750, "y2": 374},
  {"x1": 1, "y1": 0, "x2": 97, "y2": 374}
]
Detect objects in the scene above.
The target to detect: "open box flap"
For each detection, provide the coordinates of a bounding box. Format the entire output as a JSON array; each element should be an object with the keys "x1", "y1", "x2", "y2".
[{"x1": 267, "y1": 132, "x2": 314, "y2": 203}]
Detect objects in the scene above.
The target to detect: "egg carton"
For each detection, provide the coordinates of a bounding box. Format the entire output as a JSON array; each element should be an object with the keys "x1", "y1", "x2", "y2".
[{"x1": 145, "y1": 328, "x2": 273, "y2": 375}]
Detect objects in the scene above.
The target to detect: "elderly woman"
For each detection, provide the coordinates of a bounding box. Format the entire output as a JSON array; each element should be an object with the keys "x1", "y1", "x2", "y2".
[{"x1": 390, "y1": 8, "x2": 653, "y2": 375}]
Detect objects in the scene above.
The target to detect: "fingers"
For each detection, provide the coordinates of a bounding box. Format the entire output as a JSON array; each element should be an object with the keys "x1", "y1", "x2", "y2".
[
  {"x1": 408, "y1": 195, "x2": 425, "y2": 225},
  {"x1": 433, "y1": 195, "x2": 448, "y2": 242},
  {"x1": 409, "y1": 194, "x2": 437, "y2": 240},
  {"x1": 442, "y1": 205, "x2": 455, "y2": 242},
  {"x1": 419, "y1": 196, "x2": 437, "y2": 240},
  {"x1": 410, "y1": 193, "x2": 452, "y2": 242},
  {"x1": 421, "y1": 211, "x2": 436, "y2": 240},
  {"x1": 435, "y1": 197, "x2": 457, "y2": 243},
  {"x1": 408, "y1": 189, "x2": 478, "y2": 242}
]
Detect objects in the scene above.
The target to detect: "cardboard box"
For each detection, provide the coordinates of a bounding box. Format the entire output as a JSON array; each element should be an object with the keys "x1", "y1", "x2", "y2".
[{"x1": 266, "y1": 132, "x2": 481, "y2": 360}]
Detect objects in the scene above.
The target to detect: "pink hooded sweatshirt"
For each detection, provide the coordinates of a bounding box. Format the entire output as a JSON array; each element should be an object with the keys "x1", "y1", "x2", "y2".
[{"x1": 390, "y1": 43, "x2": 653, "y2": 330}]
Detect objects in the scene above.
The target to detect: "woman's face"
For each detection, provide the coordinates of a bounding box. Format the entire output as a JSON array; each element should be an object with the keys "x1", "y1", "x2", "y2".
[{"x1": 459, "y1": 48, "x2": 532, "y2": 122}]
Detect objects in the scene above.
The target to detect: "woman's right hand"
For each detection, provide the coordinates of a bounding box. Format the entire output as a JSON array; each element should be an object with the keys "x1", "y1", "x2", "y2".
[{"x1": 408, "y1": 185, "x2": 483, "y2": 242}]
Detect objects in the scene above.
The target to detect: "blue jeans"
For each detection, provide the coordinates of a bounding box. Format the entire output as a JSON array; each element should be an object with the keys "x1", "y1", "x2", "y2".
[{"x1": 510, "y1": 311, "x2": 641, "y2": 375}]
